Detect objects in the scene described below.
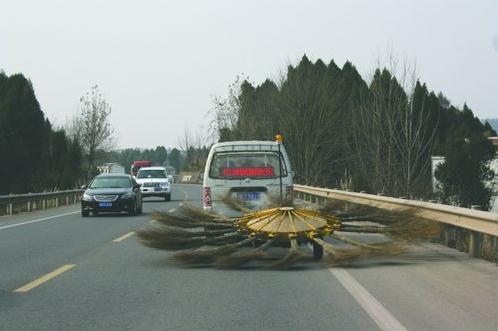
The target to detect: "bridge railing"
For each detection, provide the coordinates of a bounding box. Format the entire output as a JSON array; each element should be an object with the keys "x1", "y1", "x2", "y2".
[
  {"x1": 0, "y1": 190, "x2": 84, "y2": 216},
  {"x1": 294, "y1": 184, "x2": 498, "y2": 259}
]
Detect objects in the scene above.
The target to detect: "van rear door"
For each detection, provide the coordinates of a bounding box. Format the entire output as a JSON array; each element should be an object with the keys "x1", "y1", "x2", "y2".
[{"x1": 207, "y1": 150, "x2": 292, "y2": 209}]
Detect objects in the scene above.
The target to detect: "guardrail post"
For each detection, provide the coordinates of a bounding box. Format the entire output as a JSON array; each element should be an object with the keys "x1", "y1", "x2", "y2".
[
  {"x1": 443, "y1": 226, "x2": 456, "y2": 248},
  {"x1": 469, "y1": 231, "x2": 481, "y2": 258},
  {"x1": 43, "y1": 200, "x2": 46, "y2": 210},
  {"x1": 55, "y1": 197, "x2": 59, "y2": 208},
  {"x1": 8, "y1": 203, "x2": 13, "y2": 215},
  {"x1": 469, "y1": 205, "x2": 482, "y2": 258},
  {"x1": 66, "y1": 196, "x2": 69, "y2": 206},
  {"x1": 27, "y1": 201, "x2": 31, "y2": 212}
]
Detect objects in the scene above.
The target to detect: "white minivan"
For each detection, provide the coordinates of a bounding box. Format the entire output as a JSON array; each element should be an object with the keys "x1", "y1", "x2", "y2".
[{"x1": 203, "y1": 140, "x2": 293, "y2": 213}]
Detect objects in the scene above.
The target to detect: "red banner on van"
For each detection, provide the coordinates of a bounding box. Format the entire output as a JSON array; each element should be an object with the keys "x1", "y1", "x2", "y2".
[{"x1": 222, "y1": 167, "x2": 274, "y2": 178}]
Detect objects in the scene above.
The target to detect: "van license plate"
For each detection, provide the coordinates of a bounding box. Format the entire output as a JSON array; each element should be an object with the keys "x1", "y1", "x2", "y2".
[
  {"x1": 99, "y1": 202, "x2": 112, "y2": 208},
  {"x1": 238, "y1": 192, "x2": 260, "y2": 201}
]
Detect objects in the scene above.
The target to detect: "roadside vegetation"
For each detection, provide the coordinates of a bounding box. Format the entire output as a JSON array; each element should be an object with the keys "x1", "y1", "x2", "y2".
[
  {"x1": 2, "y1": 54, "x2": 495, "y2": 209},
  {"x1": 0, "y1": 72, "x2": 84, "y2": 194},
  {"x1": 211, "y1": 55, "x2": 496, "y2": 208}
]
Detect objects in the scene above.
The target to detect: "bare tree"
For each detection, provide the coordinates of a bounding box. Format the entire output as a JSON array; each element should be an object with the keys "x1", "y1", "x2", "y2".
[
  {"x1": 208, "y1": 75, "x2": 247, "y2": 142},
  {"x1": 351, "y1": 54, "x2": 438, "y2": 196},
  {"x1": 178, "y1": 127, "x2": 210, "y2": 171},
  {"x1": 76, "y1": 85, "x2": 115, "y2": 177}
]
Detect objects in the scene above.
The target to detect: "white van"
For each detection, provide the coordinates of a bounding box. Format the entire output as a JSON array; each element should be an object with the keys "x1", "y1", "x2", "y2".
[{"x1": 203, "y1": 140, "x2": 293, "y2": 213}]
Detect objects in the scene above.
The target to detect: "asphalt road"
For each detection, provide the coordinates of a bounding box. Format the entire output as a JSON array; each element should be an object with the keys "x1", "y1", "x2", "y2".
[{"x1": 1, "y1": 184, "x2": 498, "y2": 331}]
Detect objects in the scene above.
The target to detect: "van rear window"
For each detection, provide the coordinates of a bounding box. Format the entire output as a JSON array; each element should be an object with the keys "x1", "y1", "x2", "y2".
[{"x1": 209, "y1": 152, "x2": 287, "y2": 179}]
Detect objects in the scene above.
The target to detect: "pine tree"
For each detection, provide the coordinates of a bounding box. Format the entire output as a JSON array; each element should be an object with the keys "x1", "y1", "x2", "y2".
[{"x1": 435, "y1": 135, "x2": 495, "y2": 210}]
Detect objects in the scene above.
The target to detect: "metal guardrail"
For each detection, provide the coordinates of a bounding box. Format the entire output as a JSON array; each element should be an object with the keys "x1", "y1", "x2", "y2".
[
  {"x1": 294, "y1": 185, "x2": 498, "y2": 236},
  {"x1": 294, "y1": 184, "x2": 498, "y2": 259},
  {"x1": 0, "y1": 190, "x2": 84, "y2": 216}
]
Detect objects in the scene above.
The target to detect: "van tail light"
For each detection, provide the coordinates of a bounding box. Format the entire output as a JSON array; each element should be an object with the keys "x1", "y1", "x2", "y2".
[
  {"x1": 285, "y1": 185, "x2": 293, "y2": 200},
  {"x1": 203, "y1": 187, "x2": 212, "y2": 208}
]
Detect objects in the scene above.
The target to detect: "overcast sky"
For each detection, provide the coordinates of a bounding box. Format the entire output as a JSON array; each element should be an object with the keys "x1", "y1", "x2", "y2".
[{"x1": 1, "y1": 0, "x2": 497, "y2": 148}]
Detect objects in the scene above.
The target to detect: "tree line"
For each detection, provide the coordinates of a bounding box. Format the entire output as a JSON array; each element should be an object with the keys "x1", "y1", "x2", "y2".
[
  {"x1": 102, "y1": 146, "x2": 176, "y2": 173},
  {"x1": 0, "y1": 72, "x2": 84, "y2": 194},
  {"x1": 0, "y1": 70, "x2": 206, "y2": 195},
  {"x1": 212, "y1": 55, "x2": 496, "y2": 209}
]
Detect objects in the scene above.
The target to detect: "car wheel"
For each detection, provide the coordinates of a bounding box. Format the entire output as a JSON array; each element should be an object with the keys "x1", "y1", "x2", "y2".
[
  {"x1": 312, "y1": 242, "x2": 324, "y2": 260},
  {"x1": 82, "y1": 210, "x2": 89, "y2": 217},
  {"x1": 129, "y1": 201, "x2": 137, "y2": 216},
  {"x1": 137, "y1": 199, "x2": 143, "y2": 214},
  {"x1": 164, "y1": 193, "x2": 171, "y2": 202}
]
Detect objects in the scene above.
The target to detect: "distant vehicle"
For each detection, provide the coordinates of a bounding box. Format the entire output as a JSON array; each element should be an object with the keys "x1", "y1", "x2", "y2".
[
  {"x1": 203, "y1": 139, "x2": 293, "y2": 213},
  {"x1": 130, "y1": 160, "x2": 152, "y2": 177},
  {"x1": 81, "y1": 173, "x2": 143, "y2": 217},
  {"x1": 98, "y1": 163, "x2": 125, "y2": 174},
  {"x1": 136, "y1": 166, "x2": 171, "y2": 201}
]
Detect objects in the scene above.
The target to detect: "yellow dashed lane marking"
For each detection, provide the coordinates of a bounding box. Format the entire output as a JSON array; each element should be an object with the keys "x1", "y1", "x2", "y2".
[
  {"x1": 112, "y1": 231, "x2": 135, "y2": 243},
  {"x1": 14, "y1": 264, "x2": 75, "y2": 293}
]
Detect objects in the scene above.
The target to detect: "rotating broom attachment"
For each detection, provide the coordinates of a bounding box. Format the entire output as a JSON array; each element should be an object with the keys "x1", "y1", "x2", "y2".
[{"x1": 137, "y1": 202, "x2": 434, "y2": 269}]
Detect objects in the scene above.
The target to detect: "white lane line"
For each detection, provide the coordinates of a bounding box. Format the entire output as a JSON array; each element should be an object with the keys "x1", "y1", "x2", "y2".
[
  {"x1": 177, "y1": 188, "x2": 189, "y2": 201},
  {"x1": 0, "y1": 211, "x2": 80, "y2": 231},
  {"x1": 330, "y1": 268, "x2": 408, "y2": 331}
]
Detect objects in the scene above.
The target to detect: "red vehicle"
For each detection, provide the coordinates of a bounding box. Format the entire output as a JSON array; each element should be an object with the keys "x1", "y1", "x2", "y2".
[{"x1": 130, "y1": 160, "x2": 152, "y2": 177}]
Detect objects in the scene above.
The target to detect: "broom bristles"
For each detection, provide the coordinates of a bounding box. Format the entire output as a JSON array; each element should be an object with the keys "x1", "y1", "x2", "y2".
[
  {"x1": 329, "y1": 233, "x2": 382, "y2": 250},
  {"x1": 216, "y1": 239, "x2": 274, "y2": 268},
  {"x1": 384, "y1": 218, "x2": 440, "y2": 240},
  {"x1": 176, "y1": 204, "x2": 231, "y2": 223},
  {"x1": 313, "y1": 238, "x2": 368, "y2": 265},
  {"x1": 219, "y1": 194, "x2": 251, "y2": 213},
  {"x1": 136, "y1": 231, "x2": 206, "y2": 250},
  {"x1": 173, "y1": 237, "x2": 255, "y2": 265},
  {"x1": 152, "y1": 212, "x2": 233, "y2": 229},
  {"x1": 152, "y1": 206, "x2": 232, "y2": 224},
  {"x1": 267, "y1": 239, "x2": 304, "y2": 269},
  {"x1": 137, "y1": 229, "x2": 242, "y2": 250},
  {"x1": 313, "y1": 237, "x2": 406, "y2": 266},
  {"x1": 341, "y1": 218, "x2": 440, "y2": 241},
  {"x1": 137, "y1": 225, "x2": 234, "y2": 240}
]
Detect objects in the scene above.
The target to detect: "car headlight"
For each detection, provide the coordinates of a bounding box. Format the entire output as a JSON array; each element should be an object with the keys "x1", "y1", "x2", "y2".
[
  {"x1": 121, "y1": 192, "x2": 133, "y2": 199},
  {"x1": 82, "y1": 193, "x2": 94, "y2": 201},
  {"x1": 160, "y1": 182, "x2": 169, "y2": 187}
]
